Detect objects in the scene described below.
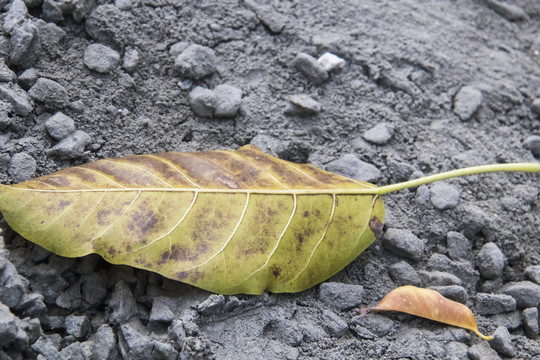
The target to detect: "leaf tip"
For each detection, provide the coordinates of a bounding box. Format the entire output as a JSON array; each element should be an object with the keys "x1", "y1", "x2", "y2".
[{"x1": 359, "y1": 307, "x2": 372, "y2": 315}]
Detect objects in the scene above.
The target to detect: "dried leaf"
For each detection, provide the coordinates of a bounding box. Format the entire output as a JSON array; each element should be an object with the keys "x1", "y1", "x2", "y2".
[{"x1": 361, "y1": 285, "x2": 493, "y2": 340}]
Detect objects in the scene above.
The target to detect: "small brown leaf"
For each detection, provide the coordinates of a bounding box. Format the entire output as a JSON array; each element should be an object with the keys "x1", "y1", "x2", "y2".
[{"x1": 360, "y1": 285, "x2": 493, "y2": 340}]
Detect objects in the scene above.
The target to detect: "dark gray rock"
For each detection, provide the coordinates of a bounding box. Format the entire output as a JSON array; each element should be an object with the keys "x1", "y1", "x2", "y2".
[
  {"x1": 453, "y1": 85, "x2": 482, "y2": 121},
  {"x1": 115, "y1": 0, "x2": 132, "y2": 10},
  {"x1": 81, "y1": 273, "x2": 107, "y2": 306},
  {"x1": 0, "y1": 303, "x2": 18, "y2": 347},
  {"x1": 460, "y1": 204, "x2": 490, "y2": 238},
  {"x1": 149, "y1": 298, "x2": 175, "y2": 324},
  {"x1": 427, "y1": 253, "x2": 479, "y2": 289},
  {"x1": 122, "y1": 46, "x2": 139, "y2": 72},
  {"x1": 15, "y1": 292, "x2": 47, "y2": 318},
  {"x1": 293, "y1": 52, "x2": 328, "y2": 84},
  {"x1": 476, "y1": 293, "x2": 516, "y2": 315},
  {"x1": 387, "y1": 159, "x2": 415, "y2": 182},
  {"x1": 174, "y1": 44, "x2": 216, "y2": 79},
  {"x1": 523, "y1": 307, "x2": 539, "y2": 339},
  {"x1": 10, "y1": 20, "x2": 40, "y2": 69},
  {"x1": 214, "y1": 84, "x2": 242, "y2": 118},
  {"x1": 525, "y1": 265, "x2": 540, "y2": 285},
  {"x1": 3, "y1": 0, "x2": 28, "y2": 34},
  {"x1": 109, "y1": 281, "x2": 138, "y2": 325},
  {"x1": 523, "y1": 135, "x2": 540, "y2": 157},
  {"x1": 476, "y1": 242, "x2": 504, "y2": 280},
  {"x1": 84, "y1": 43, "x2": 120, "y2": 73},
  {"x1": 31, "y1": 336, "x2": 63, "y2": 360},
  {"x1": 325, "y1": 154, "x2": 381, "y2": 183},
  {"x1": 250, "y1": 135, "x2": 285, "y2": 157},
  {"x1": 362, "y1": 123, "x2": 394, "y2": 145},
  {"x1": 500, "y1": 281, "x2": 540, "y2": 308},
  {"x1": 430, "y1": 285, "x2": 468, "y2": 304},
  {"x1": 286, "y1": 94, "x2": 322, "y2": 116},
  {"x1": 152, "y1": 341, "x2": 179, "y2": 359},
  {"x1": 319, "y1": 282, "x2": 363, "y2": 311},
  {"x1": 8, "y1": 152, "x2": 36, "y2": 182},
  {"x1": 486, "y1": 0, "x2": 527, "y2": 21},
  {"x1": 118, "y1": 318, "x2": 154, "y2": 360},
  {"x1": 489, "y1": 326, "x2": 514, "y2": 357},
  {"x1": 382, "y1": 228, "x2": 425, "y2": 261},
  {"x1": 45, "y1": 112, "x2": 76, "y2": 140},
  {"x1": 91, "y1": 324, "x2": 115, "y2": 360},
  {"x1": 350, "y1": 314, "x2": 394, "y2": 339},
  {"x1": 244, "y1": 0, "x2": 287, "y2": 34},
  {"x1": 188, "y1": 86, "x2": 216, "y2": 117},
  {"x1": 419, "y1": 270, "x2": 461, "y2": 286},
  {"x1": 0, "y1": 61, "x2": 16, "y2": 83},
  {"x1": 41, "y1": 0, "x2": 64, "y2": 23},
  {"x1": 0, "y1": 83, "x2": 33, "y2": 115},
  {"x1": 46, "y1": 130, "x2": 92, "y2": 159},
  {"x1": 0, "y1": 259, "x2": 29, "y2": 308},
  {"x1": 388, "y1": 261, "x2": 422, "y2": 286},
  {"x1": 59, "y1": 342, "x2": 87, "y2": 360},
  {"x1": 444, "y1": 341, "x2": 469, "y2": 360},
  {"x1": 30, "y1": 244, "x2": 51, "y2": 263},
  {"x1": 469, "y1": 342, "x2": 501, "y2": 360},
  {"x1": 430, "y1": 183, "x2": 460, "y2": 210},
  {"x1": 17, "y1": 68, "x2": 39, "y2": 90},
  {"x1": 72, "y1": 0, "x2": 96, "y2": 22},
  {"x1": 30, "y1": 264, "x2": 69, "y2": 304},
  {"x1": 446, "y1": 231, "x2": 471, "y2": 261},
  {"x1": 28, "y1": 78, "x2": 68, "y2": 108},
  {"x1": 65, "y1": 315, "x2": 90, "y2": 339},
  {"x1": 532, "y1": 98, "x2": 540, "y2": 115},
  {"x1": 321, "y1": 309, "x2": 348, "y2": 337},
  {"x1": 491, "y1": 310, "x2": 522, "y2": 330},
  {"x1": 168, "y1": 319, "x2": 186, "y2": 348},
  {"x1": 197, "y1": 294, "x2": 225, "y2": 316},
  {"x1": 55, "y1": 281, "x2": 82, "y2": 310},
  {"x1": 20, "y1": 317, "x2": 42, "y2": 345},
  {"x1": 85, "y1": 5, "x2": 126, "y2": 47}
]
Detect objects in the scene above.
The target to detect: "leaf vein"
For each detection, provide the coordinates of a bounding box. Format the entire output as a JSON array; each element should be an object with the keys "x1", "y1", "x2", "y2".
[
  {"x1": 227, "y1": 151, "x2": 290, "y2": 189},
  {"x1": 146, "y1": 154, "x2": 202, "y2": 189},
  {"x1": 108, "y1": 160, "x2": 174, "y2": 188},
  {"x1": 42, "y1": 191, "x2": 84, "y2": 230}
]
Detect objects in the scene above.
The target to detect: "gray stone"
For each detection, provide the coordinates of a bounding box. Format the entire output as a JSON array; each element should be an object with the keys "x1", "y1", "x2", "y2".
[
  {"x1": 244, "y1": 0, "x2": 287, "y2": 34},
  {"x1": 30, "y1": 243, "x2": 50, "y2": 263},
  {"x1": 149, "y1": 298, "x2": 174, "y2": 324},
  {"x1": 81, "y1": 273, "x2": 107, "y2": 306},
  {"x1": 250, "y1": 135, "x2": 285, "y2": 158},
  {"x1": 477, "y1": 242, "x2": 504, "y2": 280},
  {"x1": 350, "y1": 314, "x2": 394, "y2": 339},
  {"x1": 47, "y1": 130, "x2": 92, "y2": 159},
  {"x1": 446, "y1": 231, "x2": 471, "y2": 261},
  {"x1": 28, "y1": 78, "x2": 68, "y2": 108},
  {"x1": 0, "y1": 259, "x2": 29, "y2": 308},
  {"x1": 532, "y1": 98, "x2": 540, "y2": 115},
  {"x1": 444, "y1": 341, "x2": 469, "y2": 360},
  {"x1": 427, "y1": 254, "x2": 479, "y2": 289},
  {"x1": 122, "y1": 46, "x2": 139, "y2": 72},
  {"x1": 0, "y1": 61, "x2": 16, "y2": 83},
  {"x1": 317, "y1": 52, "x2": 346, "y2": 72},
  {"x1": 15, "y1": 292, "x2": 47, "y2": 318},
  {"x1": 430, "y1": 183, "x2": 460, "y2": 210},
  {"x1": 17, "y1": 68, "x2": 39, "y2": 90},
  {"x1": 286, "y1": 94, "x2": 322, "y2": 116},
  {"x1": 197, "y1": 294, "x2": 225, "y2": 316},
  {"x1": 10, "y1": 20, "x2": 41, "y2": 68},
  {"x1": 3, "y1": 0, "x2": 28, "y2": 34},
  {"x1": 55, "y1": 281, "x2": 82, "y2": 310},
  {"x1": 491, "y1": 310, "x2": 522, "y2": 330},
  {"x1": 319, "y1": 282, "x2": 363, "y2": 311},
  {"x1": 489, "y1": 326, "x2": 514, "y2": 357},
  {"x1": 500, "y1": 281, "x2": 540, "y2": 308},
  {"x1": 388, "y1": 261, "x2": 422, "y2": 286},
  {"x1": 0, "y1": 303, "x2": 18, "y2": 347},
  {"x1": 293, "y1": 52, "x2": 328, "y2": 84},
  {"x1": 476, "y1": 293, "x2": 516, "y2": 315},
  {"x1": 321, "y1": 309, "x2": 348, "y2": 337},
  {"x1": 65, "y1": 315, "x2": 90, "y2": 339},
  {"x1": 453, "y1": 86, "x2": 482, "y2": 121},
  {"x1": 41, "y1": 0, "x2": 64, "y2": 23},
  {"x1": 382, "y1": 228, "x2": 425, "y2": 261},
  {"x1": 109, "y1": 281, "x2": 138, "y2": 325},
  {"x1": 188, "y1": 86, "x2": 216, "y2": 117},
  {"x1": 0, "y1": 83, "x2": 33, "y2": 115},
  {"x1": 28, "y1": 264, "x2": 69, "y2": 303},
  {"x1": 115, "y1": 0, "x2": 132, "y2": 10},
  {"x1": 168, "y1": 320, "x2": 186, "y2": 348},
  {"x1": 118, "y1": 318, "x2": 154, "y2": 360},
  {"x1": 523, "y1": 135, "x2": 540, "y2": 157},
  {"x1": 214, "y1": 84, "x2": 242, "y2": 118},
  {"x1": 362, "y1": 123, "x2": 394, "y2": 145},
  {"x1": 431, "y1": 285, "x2": 468, "y2": 304},
  {"x1": 20, "y1": 317, "x2": 42, "y2": 344},
  {"x1": 152, "y1": 341, "x2": 179, "y2": 359},
  {"x1": 387, "y1": 159, "x2": 415, "y2": 182},
  {"x1": 469, "y1": 342, "x2": 501, "y2": 360},
  {"x1": 84, "y1": 43, "x2": 120, "y2": 73},
  {"x1": 85, "y1": 5, "x2": 126, "y2": 47},
  {"x1": 174, "y1": 44, "x2": 216, "y2": 79},
  {"x1": 91, "y1": 324, "x2": 116, "y2": 360},
  {"x1": 325, "y1": 154, "x2": 381, "y2": 183},
  {"x1": 73, "y1": 0, "x2": 96, "y2": 22},
  {"x1": 45, "y1": 112, "x2": 76, "y2": 140},
  {"x1": 169, "y1": 41, "x2": 189, "y2": 57},
  {"x1": 523, "y1": 307, "x2": 539, "y2": 339},
  {"x1": 486, "y1": 0, "x2": 527, "y2": 21},
  {"x1": 59, "y1": 342, "x2": 86, "y2": 360},
  {"x1": 460, "y1": 204, "x2": 490, "y2": 238},
  {"x1": 419, "y1": 270, "x2": 461, "y2": 286},
  {"x1": 8, "y1": 152, "x2": 36, "y2": 182},
  {"x1": 525, "y1": 265, "x2": 540, "y2": 284},
  {"x1": 32, "y1": 336, "x2": 63, "y2": 360}
]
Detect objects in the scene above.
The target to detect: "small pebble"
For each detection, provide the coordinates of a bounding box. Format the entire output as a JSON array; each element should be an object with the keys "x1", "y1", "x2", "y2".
[
  {"x1": 65, "y1": 315, "x2": 90, "y2": 339},
  {"x1": 489, "y1": 326, "x2": 514, "y2": 357},
  {"x1": 317, "y1": 52, "x2": 346, "y2": 72},
  {"x1": 174, "y1": 44, "x2": 216, "y2": 79},
  {"x1": 188, "y1": 86, "x2": 216, "y2": 117},
  {"x1": 362, "y1": 123, "x2": 394, "y2": 145},
  {"x1": 16, "y1": 292, "x2": 47, "y2": 318},
  {"x1": 460, "y1": 204, "x2": 490, "y2": 238},
  {"x1": 418, "y1": 270, "x2": 461, "y2": 286},
  {"x1": 150, "y1": 299, "x2": 174, "y2": 323},
  {"x1": 350, "y1": 314, "x2": 394, "y2": 339},
  {"x1": 213, "y1": 84, "x2": 242, "y2": 118},
  {"x1": 522, "y1": 308, "x2": 539, "y2": 339},
  {"x1": 532, "y1": 98, "x2": 540, "y2": 115},
  {"x1": 486, "y1": 0, "x2": 527, "y2": 21},
  {"x1": 446, "y1": 231, "x2": 472, "y2": 261},
  {"x1": 0, "y1": 303, "x2": 18, "y2": 347},
  {"x1": 468, "y1": 342, "x2": 501, "y2": 360},
  {"x1": 45, "y1": 112, "x2": 76, "y2": 140},
  {"x1": 491, "y1": 310, "x2": 522, "y2": 330},
  {"x1": 321, "y1": 309, "x2": 349, "y2": 337},
  {"x1": 84, "y1": 43, "x2": 120, "y2": 73},
  {"x1": 286, "y1": 94, "x2": 322, "y2": 116},
  {"x1": 480, "y1": 278, "x2": 503, "y2": 293},
  {"x1": 59, "y1": 342, "x2": 87, "y2": 360},
  {"x1": 319, "y1": 282, "x2": 363, "y2": 311},
  {"x1": 32, "y1": 336, "x2": 63, "y2": 360},
  {"x1": 115, "y1": 0, "x2": 132, "y2": 10},
  {"x1": 3, "y1": 0, "x2": 28, "y2": 34},
  {"x1": 85, "y1": 5, "x2": 125, "y2": 46},
  {"x1": 46, "y1": 130, "x2": 92, "y2": 159},
  {"x1": 8, "y1": 152, "x2": 36, "y2": 182},
  {"x1": 325, "y1": 154, "x2": 381, "y2": 183},
  {"x1": 122, "y1": 46, "x2": 139, "y2": 72},
  {"x1": 41, "y1": 0, "x2": 64, "y2": 23},
  {"x1": 453, "y1": 86, "x2": 483, "y2": 121},
  {"x1": 500, "y1": 281, "x2": 540, "y2": 308},
  {"x1": 109, "y1": 281, "x2": 138, "y2": 325},
  {"x1": 382, "y1": 228, "x2": 425, "y2": 261},
  {"x1": 388, "y1": 261, "x2": 422, "y2": 286},
  {"x1": 475, "y1": 293, "x2": 516, "y2": 315},
  {"x1": 293, "y1": 52, "x2": 328, "y2": 84},
  {"x1": 444, "y1": 341, "x2": 469, "y2": 360},
  {"x1": 81, "y1": 273, "x2": 107, "y2": 306},
  {"x1": 427, "y1": 254, "x2": 479, "y2": 289},
  {"x1": 250, "y1": 134, "x2": 285, "y2": 157},
  {"x1": 28, "y1": 77, "x2": 68, "y2": 108},
  {"x1": 387, "y1": 160, "x2": 415, "y2": 182},
  {"x1": 197, "y1": 294, "x2": 225, "y2": 316},
  {"x1": 476, "y1": 242, "x2": 504, "y2": 280},
  {"x1": 244, "y1": 0, "x2": 286, "y2": 34},
  {"x1": 431, "y1": 285, "x2": 468, "y2": 304},
  {"x1": 10, "y1": 20, "x2": 40, "y2": 68},
  {"x1": 169, "y1": 41, "x2": 189, "y2": 57},
  {"x1": 525, "y1": 265, "x2": 540, "y2": 284},
  {"x1": 17, "y1": 68, "x2": 39, "y2": 89},
  {"x1": 91, "y1": 324, "x2": 116, "y2": 360},
  {"x1": 0, "y1": 83, "x2": 33, "y2": 115},
  {"x1": 0, "y1": 61, "x2": 16, "y2": 82},
  {"x1": 430, "y1": 183, "x2": 460, "y2": 210},
  {"x1": 522, "y1": 135, "x2": 540, "y2": 157}
]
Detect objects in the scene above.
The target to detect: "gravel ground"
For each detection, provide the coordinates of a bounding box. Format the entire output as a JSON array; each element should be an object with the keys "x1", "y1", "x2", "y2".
[{"x1": 0, "y1": 0, "x2": 539, "y2": 359}]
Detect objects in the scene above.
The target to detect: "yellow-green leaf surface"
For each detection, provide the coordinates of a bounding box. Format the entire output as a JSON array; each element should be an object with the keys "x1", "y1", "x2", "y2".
[{"x1": 0, "y1": 145, "x2": 385, "y2": 294}]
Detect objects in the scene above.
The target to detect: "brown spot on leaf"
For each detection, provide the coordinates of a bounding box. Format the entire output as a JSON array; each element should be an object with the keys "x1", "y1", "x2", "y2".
[
  {"x1": 158, "y1": 250, "x2": 170, "y2": 265},
  {"x1": 303, "y1": 211, "x2": 309, "y2": 217},
  {"x1": 369, "y1": 216, "x2": 384, "y2": 239},
  {"x1": 108, "y1": 246, "x2": 116, "y2": 256},
  {"x1": 272, "y1": 266, "x2": 281, "y2": 278}
]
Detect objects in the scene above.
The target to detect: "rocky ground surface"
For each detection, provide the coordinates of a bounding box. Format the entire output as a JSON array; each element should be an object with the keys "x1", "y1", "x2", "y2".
[{"x1": 0, "y1": 0, "x2": 540, "y2": 359}]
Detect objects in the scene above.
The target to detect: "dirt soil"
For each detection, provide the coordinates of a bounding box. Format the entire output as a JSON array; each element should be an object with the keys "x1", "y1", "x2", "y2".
[{"x1": 1, "y1": 0, "x2": 540, "y2": 359}]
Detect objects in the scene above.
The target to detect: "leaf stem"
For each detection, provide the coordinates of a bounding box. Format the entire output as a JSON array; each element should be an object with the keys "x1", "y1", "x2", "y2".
[{"x1": 372, "y1": 163, "x2": 540, "y2": 195}]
